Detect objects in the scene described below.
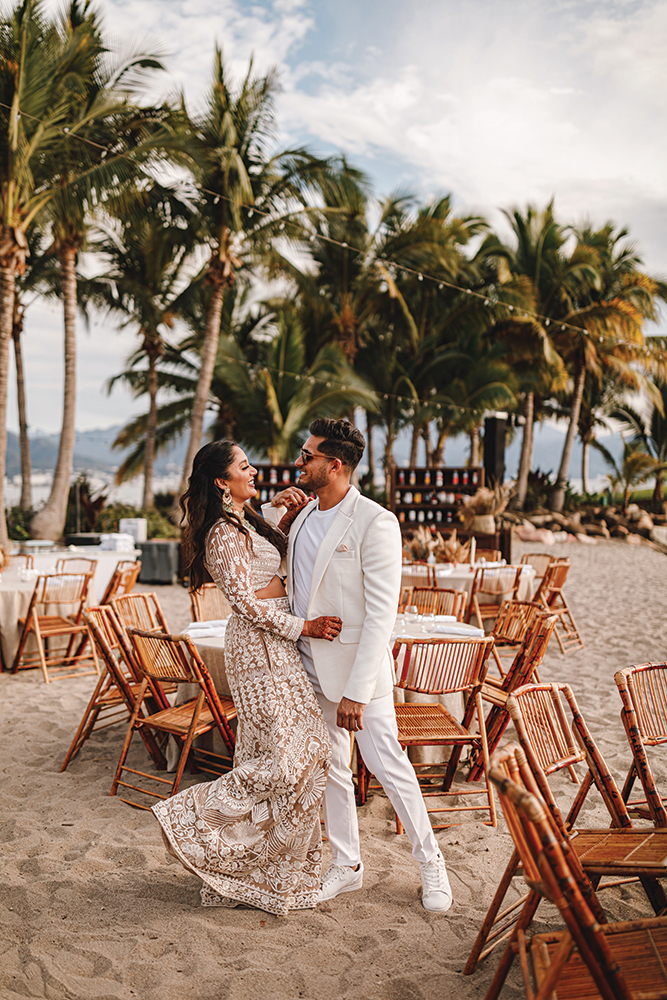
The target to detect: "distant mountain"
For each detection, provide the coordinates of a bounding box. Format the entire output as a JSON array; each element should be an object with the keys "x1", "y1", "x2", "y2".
[{"x1": 7, "y1": 418, "x2": 624, "y2": 487}]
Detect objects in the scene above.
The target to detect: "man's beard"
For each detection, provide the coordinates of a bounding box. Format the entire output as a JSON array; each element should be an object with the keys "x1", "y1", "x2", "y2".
[{"x1": 301, "y1": 464, "x2": 330, "y2": 492}]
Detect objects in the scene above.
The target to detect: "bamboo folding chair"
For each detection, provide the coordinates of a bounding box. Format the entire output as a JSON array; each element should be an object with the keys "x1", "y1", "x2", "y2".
[
  {"x1": 615, "y1": 662, "x2": 667, "y2": 828},
  {"x1": 100, "y1": 561, "x2": 141, "y2": 605},
  {"x1": 467, "y1": 566, "x2": 522, "y2": 630},
  {"x1": 10, "y1": 553, "x2": 34, "y2": 569},
  {"x1": 11, "y1": 573, "x2": 98, "y2": 682},
  {"x1": 400, "y1": 562, "x2": 435, "y2": 589},
  {"x1": 476, "y1": 548, "x2": 502, "y2": 563},
  {"x1": 464, "y1": 685, "x2": 667, "y2": 978},
  {"x1": 483, "y1": 744, "x2": 667, "y2": 1000},
  {"x1": 519, "y1": 552, "x2": 554, "y2": 582},
  {"x1": 111, "y1": 628, "x2": 237, "y2": 809},
  {"x1": 488, "y1": 600, "x2": 549, "y2": 676},
  {"x1": 467, "y1": 613, "x2": 558, "y2": 783},
  {"x1": 189, "y1": 581, "x2": 232, "y2": 621},
  {"x1": 55, "y1": 556, "x2": 98, "y2": 576},
  {"x1": 533, "y1": 559, "x2": 584, "y2": 654},
  {"x1": 60, "y1": 606, "x2": 167, "y2": 772},
  {"x1": 401, "y1": 586, "x2": 467, "y2": 621},
  {"x1": 358, "y1": 636, "x2": 497, "y2": 828}
]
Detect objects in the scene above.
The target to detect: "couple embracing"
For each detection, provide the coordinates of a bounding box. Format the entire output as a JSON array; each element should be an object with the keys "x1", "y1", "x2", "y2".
[{"x1": 153, "y1": 419, "x2": 452, "y2": 918}]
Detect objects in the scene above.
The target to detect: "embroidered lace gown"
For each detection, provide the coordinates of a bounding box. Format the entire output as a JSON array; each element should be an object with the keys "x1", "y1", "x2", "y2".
[{"x1": 152, "y1": 520, "x2": 332, "y2": 916}]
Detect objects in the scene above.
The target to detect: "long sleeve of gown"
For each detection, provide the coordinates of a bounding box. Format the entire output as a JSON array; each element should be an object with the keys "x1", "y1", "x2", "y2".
[{"x1": 205, "y1": 522, "x2": 304, "y2": 642}]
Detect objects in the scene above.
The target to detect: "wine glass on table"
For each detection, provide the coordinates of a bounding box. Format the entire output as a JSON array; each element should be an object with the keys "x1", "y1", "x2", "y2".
[
  {"x1": 422, "y1": 612, "x2": 435, "y2": 633},
  {"x1": 404, "y1": 604, "x2": 419, "y2": 626}
]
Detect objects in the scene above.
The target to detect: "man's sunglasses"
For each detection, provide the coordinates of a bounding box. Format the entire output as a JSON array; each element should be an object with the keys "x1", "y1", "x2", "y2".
[{"x1": 299, "y1": 448, "x2": 331, "y2": 464}]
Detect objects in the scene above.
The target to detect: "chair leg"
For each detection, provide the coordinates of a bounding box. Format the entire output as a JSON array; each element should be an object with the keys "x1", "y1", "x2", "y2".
[
  {"x1": 32, "y1": 614, "x2": 50, "y2": 684},
  {"x1": 483, "y1": 890, "x2": 542, "y2": 1000},
  {"x1": 60, "y1": 672, "x2": 109, "y2": 771},
  {"x1": 11, "y1": 620, "x2": 32, "y2": 673},
  {"x1": 473, "y1": 597, "x2": 484, "y2": 630},
  {"x1": 110, "y1": 684, "x2": 148, "y2": 796},
  {"x1": 170, "y1": 692, "x2": 206, "y2": 796},
  {"x1": 463, "y1": 848, "x2": 521, "y2": 974}
]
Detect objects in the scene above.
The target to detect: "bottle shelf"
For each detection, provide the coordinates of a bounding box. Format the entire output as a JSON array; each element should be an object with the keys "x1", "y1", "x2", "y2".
[{"x1": 390, "y1": 466, "x2": 484, "y2": 526}]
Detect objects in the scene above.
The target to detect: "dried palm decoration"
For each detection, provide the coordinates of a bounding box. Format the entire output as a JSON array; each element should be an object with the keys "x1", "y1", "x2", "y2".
[{"x1": 460, "y1": 485, "x2": 511, "y2": 530}]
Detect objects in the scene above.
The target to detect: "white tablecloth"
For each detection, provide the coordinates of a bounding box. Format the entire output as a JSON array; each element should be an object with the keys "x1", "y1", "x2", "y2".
[{"x1": 434, "y1": 564, "x2": 536, "y2": 602}]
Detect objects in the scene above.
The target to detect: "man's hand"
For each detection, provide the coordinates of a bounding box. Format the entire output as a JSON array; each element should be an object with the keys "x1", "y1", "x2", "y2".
[
  {"x1": 336, "y1": 697, "x2": 366, "y2": 732},
  {"x1": 271, "y1": 486, "x2": 309, "y2": 509}
]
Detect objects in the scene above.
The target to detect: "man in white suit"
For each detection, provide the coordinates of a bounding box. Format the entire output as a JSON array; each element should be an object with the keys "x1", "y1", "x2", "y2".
[{"x1": 266, "y1": 418, "x2": 452, "y2": 913}]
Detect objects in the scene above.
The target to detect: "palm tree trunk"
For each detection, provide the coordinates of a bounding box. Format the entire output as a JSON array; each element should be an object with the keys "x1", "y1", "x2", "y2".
[
  {"x1": 142, "y1": 345, "x2": 159, "y2": 510},
  {"x1": 409, "y1": 423, "x2": 420, "y2": 466},
  {"x1": 652, "y1": 474, "x2": 664, "y2": 503},
  {"x1": 12, "y1": 303, "x2": 31, "y2": 510},
  {"x1": 550, "y1": 364, "x2": 586, "y2": 513},
  {"x1": 581, "y1": 437, "x2": 590, "y2": 496},
  {"x1": 430, "y1": 426, "x2": 447, "y2": 466},
  {"x1": 469, "y1": 425, "x2": 480, "y2": 467},
  {"x1": 422, "y1": 424, "x2": 431, "y2": 467},
  {"x1": 31, "y1": 244, "x2": 78, "y2": 540},
  {"x1": 180, "y1": 273, "x2": 226, "y2": 490},
  {"x1": 0, "y1": 259, "x2": 17, "y2": 549},
  {"x1": 366, "y1": 410, "x2": 375, "y2": 483},
  {"x1": 512, "y1": 392, "x2": 534, "y2": 510}
]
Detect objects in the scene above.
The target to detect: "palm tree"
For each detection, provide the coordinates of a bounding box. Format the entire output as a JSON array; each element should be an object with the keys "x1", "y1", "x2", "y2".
[
  {"x1": 548, "y1": 223, "x2": 664, "y2": 512},
  {"x1": 87, "y1": 185, "x2": 198, "y2": 507},
  {"x1": 109, "y1": 303, "x2": 377, "y2": 470},
  {"x1": 611, "y1": 379, "x2": 667, "y2": 501},
  {"x1": 592, "y1": 438, "x2": 667, "y2": 513},
  {"x1": 31, "y1": 1, "x2": 176, "y2": 540},
  {"x1": 178, "y1": 50, "x2": 329, "y2": 488}
]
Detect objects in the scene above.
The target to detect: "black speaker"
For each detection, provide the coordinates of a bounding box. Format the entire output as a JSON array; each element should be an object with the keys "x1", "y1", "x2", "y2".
[{"x1": 483, "y1": 416, "x2": 507, "y2": 486}]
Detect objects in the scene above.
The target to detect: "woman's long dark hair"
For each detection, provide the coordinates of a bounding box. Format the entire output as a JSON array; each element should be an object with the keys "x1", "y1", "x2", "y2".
[{"x1": 180, "y1": 440, "x2": 287, "y2": 590}]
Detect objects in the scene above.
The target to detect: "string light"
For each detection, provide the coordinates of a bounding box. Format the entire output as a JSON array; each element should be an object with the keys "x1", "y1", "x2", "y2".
[{"x1": 0, "y1": 98, "x2": 646, "y2": 346}]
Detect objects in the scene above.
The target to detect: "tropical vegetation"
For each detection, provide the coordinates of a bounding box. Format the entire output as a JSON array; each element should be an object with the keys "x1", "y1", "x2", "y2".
[{"x1": 1, "y1": 0, "x2": 666, "y2": 546}]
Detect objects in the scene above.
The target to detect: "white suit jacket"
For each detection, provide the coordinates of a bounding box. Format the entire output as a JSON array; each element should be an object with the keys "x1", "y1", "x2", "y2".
[{"x1": 278, "y1": 487, "x2": 402, "y2": 704}]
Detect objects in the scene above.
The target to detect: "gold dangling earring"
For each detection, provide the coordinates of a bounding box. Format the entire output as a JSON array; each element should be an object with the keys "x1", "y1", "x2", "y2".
[{"x1": 222, "y1": 486, "x2": 234, "y2": 514}]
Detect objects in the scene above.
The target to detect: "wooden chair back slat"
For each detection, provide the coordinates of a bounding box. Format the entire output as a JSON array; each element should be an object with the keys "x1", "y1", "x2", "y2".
[
  {"x1": 37, "y1": 572, "x2": 90, "y2": 606},
  {"x1": 519, "y1": 552, "x2": 554, "y2": 579},
  {"x1": 393, "y1": 636, "x2": 493, "y2": 694},
  {"x1": 615, "y1": 662, "x2": 667, "y2": 827},
  {"x1": 11, "y1": 553, "x2": 34, "y2": 569},
  {"x1": 111, "y1": 592, "x2": 170, "y2": 633},
  {"x1": 534, "y1": 558, "x2": 570, "y2": 603},
  {"x1": 55, "y1": 557, "x2": 98, "y2": 575},
  {"x1": 509, "y1": 684, "x2": 583, "y2": 776},
  {"x1": 128, "y1": 628, "x2": 196, "y2": 683},
  {"x1": 491, "y1": 600, "x2": 545, "y2": 645},
  {"x1": 499, "y1": 613, "x2": 557, "y2": 693},
  {"x1": 475, "y1": 548, "x2": 502, "y2": 562},
  {"x1": 402, "y1": 586, "x2": 467, "y2": 620},
  {"x1": 622, "y1": 663, "x2": 667, "y2": 744},
  {"x1": 101, "y1": 561, "x2": 141, "y2": 605},
  {"x1": 400, "y1": 563, "x2": 435, "y2": 589},
  {"x1": 189, "y1": 582, "x2": 232, "y2": 622}
]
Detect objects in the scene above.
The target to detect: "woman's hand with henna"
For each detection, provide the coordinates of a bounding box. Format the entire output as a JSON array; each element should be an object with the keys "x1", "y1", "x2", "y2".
[
  {"x1": 277, "y1": 497, "x2": 312, "y2": 534},
  {"x1": 301, "y1": 616, "x2": 342, "y2": 641}
]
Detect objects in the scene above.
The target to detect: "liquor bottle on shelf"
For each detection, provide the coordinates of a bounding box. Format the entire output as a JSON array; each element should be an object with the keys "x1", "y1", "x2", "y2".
[
  {"x1": 260, "y1": 489, "x2": 268, "y2": 502},
  {"x1": 417, "y1": 510, "x2": 425, "y2": 522},
  {"x1": 408, "y1": 510, "x2": 416, "y2": 521},
  {"x1": 452, "y1": 469, "x2": 459, "y2": 486},
  {"x1": 282, "y1": 469, "x2": 290, "y2": 483},
  {"x1": 435, "y1": 510, "x2": 442, "y2": 522},
  {"x1": 424, "y1": 470, "x2": 431, "y2": 485},
  {"x1": 462, "y1": 470, "x2": 469, "y2": 486},
  {"x1": 472, "y1": 470, "x2": 479, "y2": 486},
  {"x1": 257, "y1": 468, "x2": 264, "y2": 482},
  {"x1": 268, "y1": 488, "x2": 276, "y2": 500},
  {"x1": 398, "y1": 511, "x2": 405, "y2": 522},
  {"x1": 435, "y1": 469, "x2": 443, "y2": 487},
  {"x1": 414, "y1": 492, "x2": 422, "y2": 505},
  {"x1": 395, "y1": 490, "x2": 401, "y2": 503},
  {"x1": 409, "y1": 470, "x2": 416, "y2": 485},
  {"x1": 269, "y1": 467, "x2": 278, "y2": 484},
  {"x1": 398, "y1": 470, "x2": 405, "y2": 485},
  {"x1": 404, "y1": 491, "x2": 413, "y2": 504}
]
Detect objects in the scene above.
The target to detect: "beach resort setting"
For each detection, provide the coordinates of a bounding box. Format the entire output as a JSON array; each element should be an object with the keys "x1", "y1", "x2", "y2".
[{"x1": 1, "y1": 2, "x2": 667, "y2": 999}]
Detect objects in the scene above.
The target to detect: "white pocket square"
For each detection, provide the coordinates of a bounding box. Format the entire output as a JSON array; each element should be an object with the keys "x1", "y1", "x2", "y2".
[{"x1": 335, "y1": 544, "x2": 349, "y2": 552}]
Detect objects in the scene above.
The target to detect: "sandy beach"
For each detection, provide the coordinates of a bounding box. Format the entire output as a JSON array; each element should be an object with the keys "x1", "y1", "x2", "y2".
[{"x1": 1, "y1": 538, "x2": 666, "y2": 1000}]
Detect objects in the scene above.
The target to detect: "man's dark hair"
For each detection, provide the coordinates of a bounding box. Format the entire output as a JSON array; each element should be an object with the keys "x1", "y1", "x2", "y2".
[{"x1": 309, "y1": 418, "x2": 366, "y2": 471}]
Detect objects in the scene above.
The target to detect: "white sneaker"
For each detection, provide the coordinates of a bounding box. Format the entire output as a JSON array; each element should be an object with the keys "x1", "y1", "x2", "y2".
[
  {"x1": 419, "y1": 851, "x2": 453, "y2": 913},
  {"x1": 318, "y1": 863, "x2": 364, "y2": 902}
]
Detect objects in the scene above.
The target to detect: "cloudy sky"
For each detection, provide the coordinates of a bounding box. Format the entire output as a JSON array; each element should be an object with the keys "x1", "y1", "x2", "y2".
[{"x1": 11, "y1": 0, "x2": 667, "y2": 436}]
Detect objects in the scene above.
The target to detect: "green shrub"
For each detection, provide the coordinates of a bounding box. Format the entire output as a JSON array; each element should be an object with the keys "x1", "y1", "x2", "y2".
[
  {"x1": 5, "y1": 505, "x2": 35, "y2": 540},
  {"x1": 95, "y1": 503, "x2": 180, "y2": 539}
]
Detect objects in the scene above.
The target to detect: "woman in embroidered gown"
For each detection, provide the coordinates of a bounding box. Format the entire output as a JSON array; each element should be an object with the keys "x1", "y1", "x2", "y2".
[{"x1": 152, "y1": 440, "x2": 340, "y2": 916}]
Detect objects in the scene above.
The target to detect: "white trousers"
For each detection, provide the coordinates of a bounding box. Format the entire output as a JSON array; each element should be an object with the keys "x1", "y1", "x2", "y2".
[{"x1": 316, "y1": 690, "x2": 440, "y2": 867}]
